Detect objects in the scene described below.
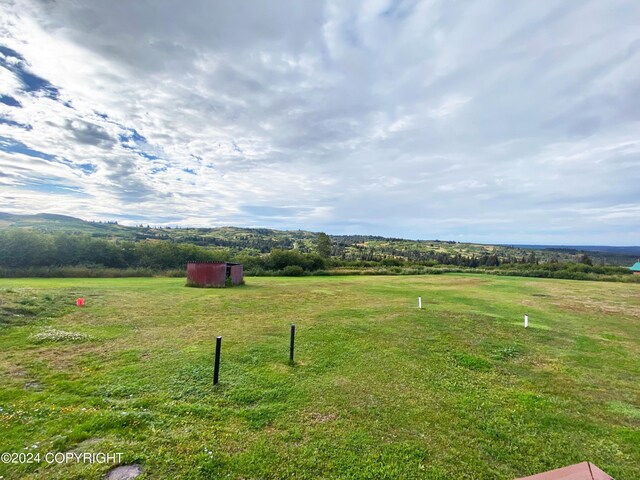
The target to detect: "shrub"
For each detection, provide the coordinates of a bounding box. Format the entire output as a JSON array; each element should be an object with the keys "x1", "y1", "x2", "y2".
[
  {"x1": 381, "y1": 258, "x2": 403, "y2": 267},
  {"x1": 282, "y1": 265, "x2": 304, "y2": 277}
]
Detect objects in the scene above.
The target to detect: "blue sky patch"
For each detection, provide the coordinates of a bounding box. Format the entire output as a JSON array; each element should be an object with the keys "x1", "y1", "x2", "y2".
[
  {"x1": 0, "y1": 117, "x2": 32, "y2": 130},
  {"x1": 0, "y1": 44, "x2": 59, "y2": 99},
  {"x1": 118, "y1": 128, "x2": 147, "y2": 144},
  {"x1": 17, "y1": 70, "x2": 59, "y2": 98},
  {"x1": 76, "y1": 163, "x2": 97, "y2": 174},
  {"x1": 118, "y1": 128, "x2": 160, "y2": 160},
  {"x1": 0, "y1": 45, "x2": 24, "y2": 60},
  {"x1": 17, "y1": 180, "x2": 87, "y2": 196},
  {"x1": 0, "y1": 136, "x2": 57, "y2": 161},
  {"x1": 242, "y1": 205, "x2": 309, "y2": 218},
  {"x1": 137, "y1": 151, "x2": 160, "y2": 161},
  {"x1": 0, "y1": 95, "x2": 21, "y2": 107},
  {"x1": 0, "y1": 136, "x2": 96, "y2": 173}
]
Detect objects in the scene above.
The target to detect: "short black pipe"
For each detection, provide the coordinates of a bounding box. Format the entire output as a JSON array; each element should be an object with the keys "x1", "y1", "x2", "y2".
[
  {"x1": 289, "y1": 324, "x2": 296, "y2": 364},
  {"x1": 213, "y1": 336, "x2": 222, "y2": 385}
]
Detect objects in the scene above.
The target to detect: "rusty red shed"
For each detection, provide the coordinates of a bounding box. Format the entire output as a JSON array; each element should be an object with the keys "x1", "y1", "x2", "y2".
[{"x1": 186, "y1": 262, "x2": 244, "y2": 287}]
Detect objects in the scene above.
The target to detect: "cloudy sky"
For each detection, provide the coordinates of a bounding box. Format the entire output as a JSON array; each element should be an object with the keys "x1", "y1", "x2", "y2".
[{"x1": 1, "y1": 0, "x2": 639, "y2": 244}]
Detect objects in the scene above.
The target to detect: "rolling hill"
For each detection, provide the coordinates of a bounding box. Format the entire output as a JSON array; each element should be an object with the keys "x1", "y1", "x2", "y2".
[{"x1": 0, "y1": 212, "x2": 637, "y2": 266}]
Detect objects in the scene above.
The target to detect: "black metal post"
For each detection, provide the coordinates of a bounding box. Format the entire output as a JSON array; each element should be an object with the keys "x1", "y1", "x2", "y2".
[
  {"x1": 213, "y1": 336, "x2": 222, "y2": 385},
  {"x1": 289, "y1": 324, "x2": 295, "y2": 364}
]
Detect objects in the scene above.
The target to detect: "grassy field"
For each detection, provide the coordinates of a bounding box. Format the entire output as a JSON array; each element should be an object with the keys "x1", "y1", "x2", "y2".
[{"x1": 0, "y1": 275, "x2": 638, "y2": 479}]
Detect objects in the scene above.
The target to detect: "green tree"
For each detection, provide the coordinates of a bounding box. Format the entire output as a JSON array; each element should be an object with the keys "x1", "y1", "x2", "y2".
[
  {"x1": 316, "y1": 232, "x2": 332, "y2": 258},
  {"x1": 579, "y1": 254, "x2": 593, "y2": 266}
]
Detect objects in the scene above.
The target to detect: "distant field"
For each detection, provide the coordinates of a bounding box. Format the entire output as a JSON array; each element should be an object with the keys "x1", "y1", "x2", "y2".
[{"x1": 0, "y1": 275, "x2": 638, "y2": 479}]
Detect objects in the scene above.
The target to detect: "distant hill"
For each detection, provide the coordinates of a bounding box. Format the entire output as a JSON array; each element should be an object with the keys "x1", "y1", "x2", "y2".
[
  {"x1": 505, "y1": 244, "x2": 640, "y2": 257},
  {"x1": 0, "y1": 212, "x2": 131, "y2": 236},
  {"x1": 1, "y1": 212, "x2": 637, "y2": 266}
]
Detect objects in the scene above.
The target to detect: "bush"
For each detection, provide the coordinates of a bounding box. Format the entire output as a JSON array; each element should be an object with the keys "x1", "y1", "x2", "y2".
[
  {"x1": 244, "y1": 268, "x2": 272, "y2": 277},
  {"x1": 0, "y1": 266, "x2": 157, "y2": 278},
  {"x1": 266, "y1": 249, "x2": 325, "y2": 272},
  {"x1": 282, "y1": 265, "x2": 304, "y2": 277},
  {"x1": 381, "y1": 258, "x2": 403, "y2": 267},
  {"x1": 165, "y1": 269, "x2": 186, "y2": 277}
]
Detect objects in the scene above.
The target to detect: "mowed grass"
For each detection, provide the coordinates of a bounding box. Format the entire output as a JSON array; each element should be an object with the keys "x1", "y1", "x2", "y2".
[{"x1": 0, "y1": 275, "x2": 638, "y2": 479}]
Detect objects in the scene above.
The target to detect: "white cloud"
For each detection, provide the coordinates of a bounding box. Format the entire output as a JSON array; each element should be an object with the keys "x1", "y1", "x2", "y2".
[{"x1": 0, "y1": 0, "x2": 639, "y2": 243}]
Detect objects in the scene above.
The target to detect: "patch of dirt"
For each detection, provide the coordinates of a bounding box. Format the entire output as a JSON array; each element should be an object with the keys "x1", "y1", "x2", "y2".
[
  {"x1": 306, "y1": 412, "x2": 338, "y2": 424},
  {"x1": 24, "y1": 381, "x2": 44, "y2": 391},
  {"x1": 554, "y1": 296, "x2": 638, "y2": 317},
  {"x1": 269, "y1": 363, "x2": 290, "y2": 374},
  {"x1": 520, "y1": 299, "x2": 539, "y2": 309},
  {"x1": 33, "y1": 343, "x2": 103, "y2": 372},
  {"x1": 437, "y1": 277, "x2": 490, "y2": 289},
  {"x1": 6, "y1": 366, "x2": 28, "y2": 378},
  {"x1": 529, "y1": 356, "x2": 563, "y2": 373},
  {"x1": 333, "y1": 377, "x2": 350, "y2": 387},
  {"x1": 105, "y1": 464, "x2": 143, "y2": 480}
]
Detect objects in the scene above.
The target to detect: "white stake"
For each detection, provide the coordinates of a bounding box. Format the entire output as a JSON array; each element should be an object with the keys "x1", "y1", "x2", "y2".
[
  {"x1": 524, "y1": 314, "x2": 529, "y2": 328},
  {"x1": 418, "y1": 296, "x2": 422, "y2": 309}
]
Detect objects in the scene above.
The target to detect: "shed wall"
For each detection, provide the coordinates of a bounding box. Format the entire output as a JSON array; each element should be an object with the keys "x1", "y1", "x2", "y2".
[
  {"x1": 187, "y1": 263, "x2": 226, "y2": 287},
  {"x1": 230, "y1": 264, "x2": 244, "y2": 285}
]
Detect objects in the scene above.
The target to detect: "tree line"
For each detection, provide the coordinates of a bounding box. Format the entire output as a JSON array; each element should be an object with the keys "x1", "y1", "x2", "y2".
[
  {"x1": 0, "y1": 230, "x2": 326, "y2": 273},
  {"x1": 0, "y1": 230, "x2": 224, "y2": 269},
  {"x1": 0, "y1": 229, "x2": 633, "y2": 280}
]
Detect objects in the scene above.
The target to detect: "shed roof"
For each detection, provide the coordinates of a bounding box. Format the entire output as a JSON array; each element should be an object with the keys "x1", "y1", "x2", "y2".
[
  {"x1": 630, "y1": 261, "x2": 640, "y2": 272},
  {"x1": 516, "y1": 461, "x2": 612, "y2": 479}
]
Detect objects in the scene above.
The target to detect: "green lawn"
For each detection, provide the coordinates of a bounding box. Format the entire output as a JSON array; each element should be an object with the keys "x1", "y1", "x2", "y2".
[{"x1": 0, "y1": 275, "x2": 638, "y2": 479}]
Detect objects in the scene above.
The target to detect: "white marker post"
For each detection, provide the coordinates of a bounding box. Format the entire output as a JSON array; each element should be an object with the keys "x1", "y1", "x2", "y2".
[
  {"x1": 418, "y1": 296, "x2": 422, "y2": 309},
  {"x1": 524, "y1": 314, "x2": 529, "y2": 328}
]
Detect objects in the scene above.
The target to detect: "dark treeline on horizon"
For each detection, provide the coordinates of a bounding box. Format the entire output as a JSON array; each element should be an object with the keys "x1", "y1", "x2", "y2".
[
  {"x1": 0, "y1": 229, "x2": 545, "y2": 270},
  {"x1": 0, "y1": 229, "x2": 635, "y2": 282}
]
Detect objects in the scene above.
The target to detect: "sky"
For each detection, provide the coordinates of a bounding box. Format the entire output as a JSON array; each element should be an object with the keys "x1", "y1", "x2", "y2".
[{"x1": 0, "y1": 0, "x2": 639, "y2": 245}]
